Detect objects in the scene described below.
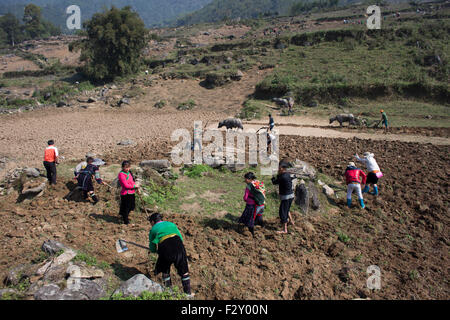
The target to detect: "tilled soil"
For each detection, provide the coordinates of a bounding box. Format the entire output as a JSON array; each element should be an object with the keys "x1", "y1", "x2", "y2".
[{"x1": 0, "y1": 135, "x2": 448, "y2": 300}]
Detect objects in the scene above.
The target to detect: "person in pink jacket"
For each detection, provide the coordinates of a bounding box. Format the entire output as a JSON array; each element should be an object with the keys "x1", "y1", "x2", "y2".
[{"x1": 118, "y1": 160, "x2": 140, "y2": 225}]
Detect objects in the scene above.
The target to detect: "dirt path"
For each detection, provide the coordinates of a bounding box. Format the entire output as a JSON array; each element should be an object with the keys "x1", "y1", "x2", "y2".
[{"x1": 207, "y1": 117, "x2": 450, "y2": 146}]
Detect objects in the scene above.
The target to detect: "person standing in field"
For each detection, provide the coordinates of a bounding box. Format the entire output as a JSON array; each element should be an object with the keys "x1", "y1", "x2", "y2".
[
  {"x1": 43, "y1": 139, "x2": 59, "y2": 186},
  {"x1": 117, "y1": 160, "x2": 139, "y2": 225},
  {"x1": 268, "y1": 114, "x2": 275, "y2": 132},
  {"x1": 379, "y1": 109, "x2": 389, "y2": 133},
  {"x1": 239, "y1": 172, "x2": 266, "y2": 237},
  {"x1": 272, "y1": 162, "x2": 295, "y2": 234}
]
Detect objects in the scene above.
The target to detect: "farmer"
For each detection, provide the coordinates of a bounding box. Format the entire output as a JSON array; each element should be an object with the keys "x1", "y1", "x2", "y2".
[
  {"x1": 76, "y1": 157, "x2": 105, "y2": 205},
  {"x1": 272, "y1": 162, "x2": 295, "y2": 234},
  {"x1": 239, "y1": 172, "x2": 266, "y2": 236},
  {"x1": 118, "y1": 160, "x2": 139, "y2": 225},
  {"x1": 73, "y1": 153, "x2": 101, "y2": 178},
  {"x1": 268, "y1": 114, "x2": 275, "y2": 132},
  {"x1": 344, "y1": 162, "x2": 367, "y2": 209},
  {"x1": 148, "y1": 213, "x2": 193, "y2": 296},
  {"x1": 355, "y1": 152, "x2": 382, "y2": 196},
  {"x1": 379, "y1": 109, "x2": 388, "y2": 133},
  {"x1": 43, "y1": 139, "x2": 59, "y2": 186}
]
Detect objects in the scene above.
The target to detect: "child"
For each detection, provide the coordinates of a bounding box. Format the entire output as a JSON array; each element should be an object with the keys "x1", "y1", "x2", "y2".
[
  {"x1": 238, "y1": 172, "x2": 266, "y2": 236},
  {"x1": 344, "y1": 162, "x2": 367, "y2": 209}
]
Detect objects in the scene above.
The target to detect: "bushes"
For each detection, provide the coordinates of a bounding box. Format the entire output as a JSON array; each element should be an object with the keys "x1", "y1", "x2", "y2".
[
  {"x1": 236, "y1": 100, "x2": 265, "y2": 120},
  {"x1": 182, "y1": 164, "x2": 212, "y2": 178},
  {"x1": 177, "y1": 99, "x2": 196, "y2": 110},
  {"x1": 69, "y1": 6, "x2": 147, "y2": 82}
]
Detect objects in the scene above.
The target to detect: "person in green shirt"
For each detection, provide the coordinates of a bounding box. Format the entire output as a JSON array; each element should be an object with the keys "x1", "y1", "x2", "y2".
[
  {"x1": 379, "y1": 109, "x2": 388, "y2": 133},
  {"x1": 148, "y1": 213, "x2": 192, "y2": 296}
]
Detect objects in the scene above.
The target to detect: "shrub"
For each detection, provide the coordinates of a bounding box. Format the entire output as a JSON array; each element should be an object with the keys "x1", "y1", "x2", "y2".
[
  {"x1": 69, "y1": 6, "x2": 147, "y2": 81},
  {"x1": 177, "y1": 99, "x2": 196, "y2": 110},
  {"x1": 182, "y1": 164, "x2": 212, "y2": 178}
]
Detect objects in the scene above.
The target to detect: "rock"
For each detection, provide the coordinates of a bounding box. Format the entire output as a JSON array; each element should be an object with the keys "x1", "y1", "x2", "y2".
[
  {"x1": 295, "y1": 182, "x2": 309, "y2": 214},
  {"x1": 306, "y1": 100, "x2": 318, "y2": 108},
  {"x1": 425, "y1": 115, "x2": 432, "y2": 119},
  {"x1": 4, "y1": 264, "x2": 32, "y2": 286},
  {"x1": 66, "y1": 264, "x2": 104, "y2": 279},
  {"x1": 54, "y1": 249, "x2": 77, "y2": 265},
  {"x1": 34, "y1": 284, "x2": 61, "y2": 300},
  {"x1": 24, "y1": 167, "x2": 40, "y2": 178},
  {"x1": 56, "y1": 101, "x2": 67, "y2": 108},
  {"x1": 87, "y1": 97, "x2": 97, "y2": 103},
  {"x1": 308, "y1": 181, "x2": 320, "y2": 210},
  {"x1": 139, "y1": 160, "x2": 171, "y2": 172},
  {"x1": 21, "y1": 179, "x2": 46, "y2": 196},
  {"x1": 41, "y1": 240, "x2": 67, "y2": 255},
  {"x1": 44, "y1": 92, "x2": 52, "y2": 100},
  {"x1": 323, "y1": 184, "x2": 335, "y2": 198},
  {"x1": 42, "y1": 264, "x2": 66, "y2": 282},
  {"x1": 67, "y1": 277, "x2": 106, "y2": 300},
  {"x1": 286, "y1": 159, "x2": 316, "y2": 180},
  {"x1": 113, "y1": 274, "x2": 163, "y2": 297},
  {"x1": 117, "y1": 139, "x2": 134, "y2": 146},
  {"x1": 232, "y1": 70, "x2": 244, "y2": 81},
  {"x1": 119, "y1": 98, "x2": 130, "y2": 106}
]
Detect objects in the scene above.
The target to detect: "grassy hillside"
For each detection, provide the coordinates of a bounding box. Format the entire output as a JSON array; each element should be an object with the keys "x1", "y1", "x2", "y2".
[{"x1": 255, "y1": 18, "x2": 450, "y2": 104}]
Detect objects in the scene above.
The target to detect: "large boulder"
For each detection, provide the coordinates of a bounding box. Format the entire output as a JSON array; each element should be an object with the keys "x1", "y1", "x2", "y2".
[
  {"x1": 139, "y1": 160, "x2": 171, "y2": 172},
  {"x1": 66, "y1": 278, "x2": 106, "y2": 300},
  {"x1": 21, "y1": 178, "x2": 46, "y2": 197},
  {"x1": 308, "y1": 181, "x2": 320, "y2": 210},
  {"x1": 66, "y1": 264, "x2": 104, "y2": 279},
  {"x1": 113, "y1": 274, "x2": 163, "y2": 297},
  {"x1": 295, "y1": 181, "x2": 309, "y2": 214},
  {"x1": 24, "y1": 167, "x2": 40, "y2": 178}
]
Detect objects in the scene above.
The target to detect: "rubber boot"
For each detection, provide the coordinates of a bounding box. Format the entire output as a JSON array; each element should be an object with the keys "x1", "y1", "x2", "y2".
[
  {"x1": 347, "y1": 198, "x2": 352, "y2": 208},
  {"x1": 162, "y1": 273, "x2": 172, "y2": 288},
  {"x1": 91, "y1": 194, "x2": 99, "y2": 205},
  {"x1": 359, "y1": 198, "x2": 365, "y2": 209},
  {"x1": 248, "y1": 227, "x2": 255, "y2": 237},
  {"x1": 370, "y1": 186, "x2": 379, "y2": 196},
  {"x1": 182, "y1": 276, "x2": 191, "y2": 295},
  {"x1": 362, "y1": 185, "x2": 370, "y2": 193}
]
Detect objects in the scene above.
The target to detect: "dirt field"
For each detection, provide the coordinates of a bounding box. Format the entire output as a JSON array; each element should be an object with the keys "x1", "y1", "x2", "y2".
[{"x1": 0, "y1": 134, "x2": 448, "y2": 299}]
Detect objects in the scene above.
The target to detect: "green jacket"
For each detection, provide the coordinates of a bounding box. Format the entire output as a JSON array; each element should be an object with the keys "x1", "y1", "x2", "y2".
[
  {"x1": 148, "y1": 221, "x2": 183, "y2": 253},
  {"x1": 381, "y1": 112, "x2": 388, "y2": 122}
]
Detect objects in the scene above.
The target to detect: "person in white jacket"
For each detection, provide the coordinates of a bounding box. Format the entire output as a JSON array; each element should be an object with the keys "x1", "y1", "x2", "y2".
[{"x1": 354, "y1": 152, "x2": 383, "y2": 196}]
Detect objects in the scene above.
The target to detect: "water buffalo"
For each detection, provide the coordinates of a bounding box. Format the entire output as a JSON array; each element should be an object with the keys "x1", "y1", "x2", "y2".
[
  {"x1": 329, "y1": 114, "x2": 358, "y2": 127},
  {"x1": 218, "y1": 118, "x2": 243, "y2": 130}
]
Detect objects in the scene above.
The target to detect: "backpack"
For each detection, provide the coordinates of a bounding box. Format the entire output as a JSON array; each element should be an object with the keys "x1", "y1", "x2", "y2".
[{"x1": 248, "y1": 180, "x2": 266, "y2": 205}]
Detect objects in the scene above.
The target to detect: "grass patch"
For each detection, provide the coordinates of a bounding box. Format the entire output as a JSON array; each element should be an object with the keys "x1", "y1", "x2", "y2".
[
  {"x1": 107, "y1": 287, "x2": 187, "y2": 300},
  {"x1": 337, "y1": 231, "x2": 351, "y2": 243},
  {"x1": 177, "y1": 99, "x2": 196, "y2": 111}
]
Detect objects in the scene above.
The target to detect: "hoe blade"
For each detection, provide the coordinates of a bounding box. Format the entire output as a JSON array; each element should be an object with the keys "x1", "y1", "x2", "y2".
[{"x1": 116, "y1": 239, "x2": 128, "y2": 253}]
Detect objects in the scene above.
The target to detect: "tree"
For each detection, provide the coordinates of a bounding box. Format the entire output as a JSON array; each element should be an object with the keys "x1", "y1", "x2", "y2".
[
  {"x1": 23, "y1": 4, "x2": 43, "y2": 39},
  {"x1": 69, "y1": 6, "x2": 148, "y2": 81},
  {"x1": 0, "y1": 13, "x2": 23, "y2": 46}
]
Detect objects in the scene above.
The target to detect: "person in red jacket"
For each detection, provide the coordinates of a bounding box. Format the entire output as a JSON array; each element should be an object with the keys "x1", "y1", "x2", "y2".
[{"x1": 344, "y1": 162, "x2": 367, "y2": 209}]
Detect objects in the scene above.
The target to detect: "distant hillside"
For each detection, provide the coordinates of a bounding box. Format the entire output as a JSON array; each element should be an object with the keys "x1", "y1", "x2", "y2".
[
  {"x1": 0, "y1": 0, "x2": 213, "y2": 31},
  {"x1": 174, "y1": 0, "x2": 299, "y2": 26},
  {"x1": 173, "y1": 0, "x2": 413, "y2": 26}
]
